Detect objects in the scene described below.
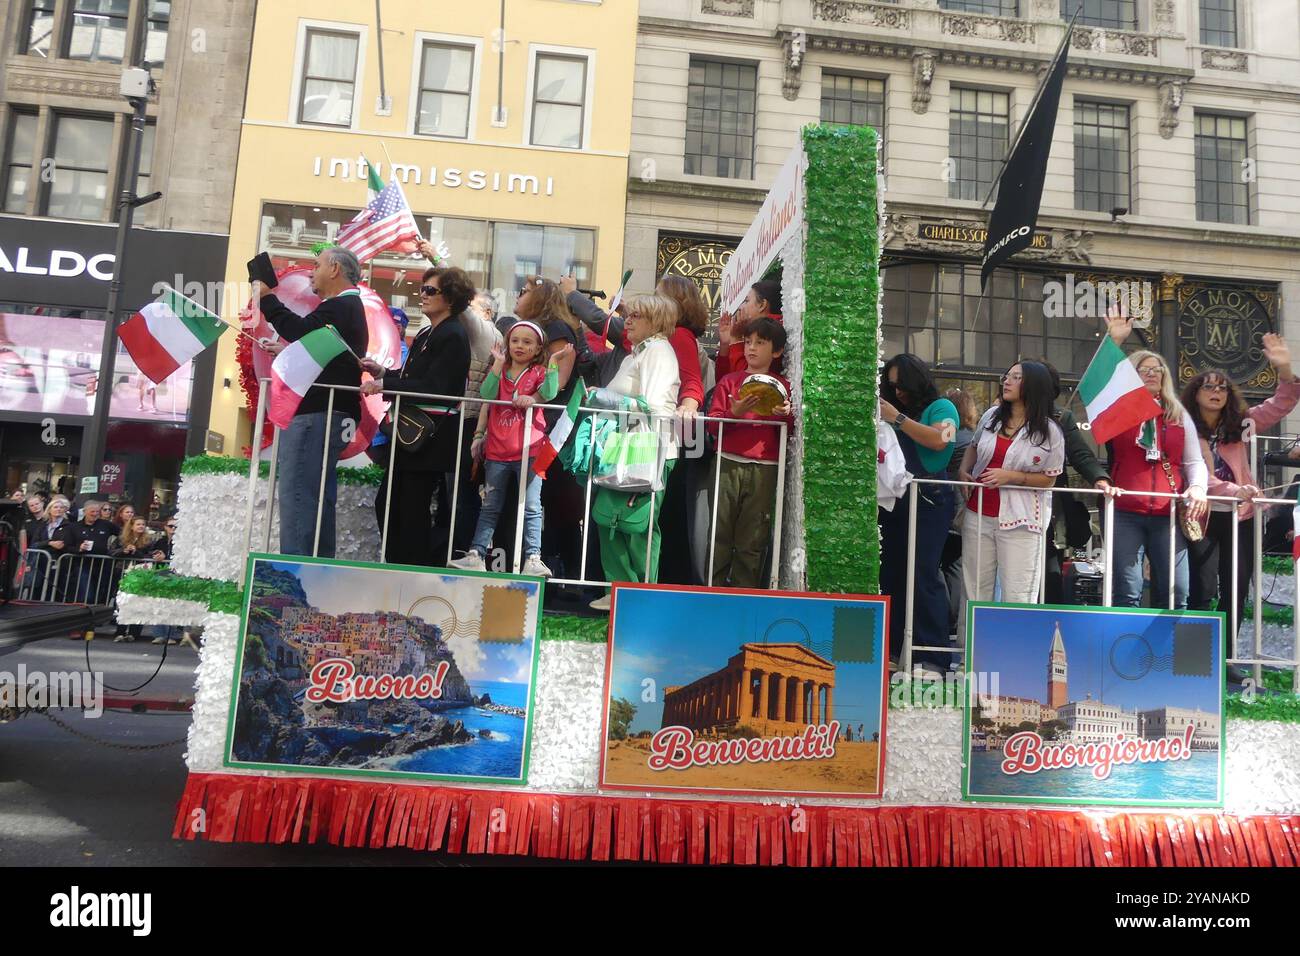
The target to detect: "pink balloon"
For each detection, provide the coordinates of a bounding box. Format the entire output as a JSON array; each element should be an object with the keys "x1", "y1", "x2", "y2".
[{"x1": 241, "y1": 266, "x2": 401, "y2": 457}]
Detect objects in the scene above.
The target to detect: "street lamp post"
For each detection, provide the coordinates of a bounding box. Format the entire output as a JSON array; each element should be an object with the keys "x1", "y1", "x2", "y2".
[{"x1": 76, "y1": 67, "x2": 161, "y2": 498}]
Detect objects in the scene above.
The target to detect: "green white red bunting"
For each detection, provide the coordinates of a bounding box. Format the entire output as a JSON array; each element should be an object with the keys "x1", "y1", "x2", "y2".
[
  {"x1": 118, "y1": 287, "x2": 226, "y2": 384},
  {"x1": 269, "y1": 326, "x2": 349, "y2": 429}
]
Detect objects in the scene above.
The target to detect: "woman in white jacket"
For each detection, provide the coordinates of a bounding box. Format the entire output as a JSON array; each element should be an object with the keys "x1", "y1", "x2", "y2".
[
  {"x1": 587, "y1": 294, "x2": 681, "y2": 609},
  {"x1": 958, "y1": 361, "x2": 1065, "y2": 607}
]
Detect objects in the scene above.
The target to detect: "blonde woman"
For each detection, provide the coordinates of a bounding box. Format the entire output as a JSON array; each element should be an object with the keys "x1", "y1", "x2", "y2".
[
  {"x1": 1101, "y1": 311, "x2": 1208, "y2": 608},
  {"x1": 587, "y1": 294, "x2": 681, "y2": 608}
]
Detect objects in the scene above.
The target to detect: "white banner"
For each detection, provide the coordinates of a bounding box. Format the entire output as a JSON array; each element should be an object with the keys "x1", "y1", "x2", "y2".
[{"x1": 718, "y1": 146, "x2": 806, "y2": 315}]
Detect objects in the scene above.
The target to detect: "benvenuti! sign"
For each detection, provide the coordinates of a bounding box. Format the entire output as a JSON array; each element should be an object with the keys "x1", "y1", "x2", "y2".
[{"x1": 719, "y1": 146, "x2": 806, "y2": 316}]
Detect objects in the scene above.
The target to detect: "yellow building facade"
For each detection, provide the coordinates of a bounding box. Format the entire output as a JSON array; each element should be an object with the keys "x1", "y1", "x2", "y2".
[{"x1": 207, "y1": 0, "x2": 638, "y2": 451}]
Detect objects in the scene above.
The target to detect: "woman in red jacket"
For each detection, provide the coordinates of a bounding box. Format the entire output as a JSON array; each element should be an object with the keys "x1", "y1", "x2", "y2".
[
  {"x1": 716, "y1": 280, "x2": 783, "y2": 379},
  {"x1": 1102, "y1": 311, "x2": 1209, "y2": 609},
  {"x1": 1180, "y1": 333, "x2": 1298, "y2": 638}
]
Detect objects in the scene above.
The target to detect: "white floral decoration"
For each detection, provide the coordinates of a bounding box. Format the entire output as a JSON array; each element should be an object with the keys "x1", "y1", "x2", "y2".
[
  {"x1": 526, "y1": 641, "x2": 608, "y2": 791},
  {"x1": 882, "y1": 707, "x2": 965, "y2": 804}
]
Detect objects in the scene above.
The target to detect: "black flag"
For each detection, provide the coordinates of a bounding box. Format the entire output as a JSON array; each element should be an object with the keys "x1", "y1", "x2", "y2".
[{"x1": 980, "y1": 25, "x2": 1072, "y2": 290}]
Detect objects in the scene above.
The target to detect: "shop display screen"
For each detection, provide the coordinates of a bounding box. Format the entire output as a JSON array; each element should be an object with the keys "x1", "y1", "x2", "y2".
[{"x1": 0, "y1": 311, "x2": 193, "y2": 423}]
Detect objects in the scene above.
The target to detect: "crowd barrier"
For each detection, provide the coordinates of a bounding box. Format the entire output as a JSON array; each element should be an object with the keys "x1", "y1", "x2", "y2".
[
  {"x1": 17, "y1": 550, "x2": 170, "y2": 607},
  {"x1": 242, "y1": 378, "x2": 788, "y2": 591}
]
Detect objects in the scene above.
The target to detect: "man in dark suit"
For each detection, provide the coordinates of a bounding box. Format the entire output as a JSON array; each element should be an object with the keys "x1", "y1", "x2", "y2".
[
  {"x1": 252, "y1": 246, "x2": 369, "y2": 557},
  {"x1": 362, "y1": 266, "x2": 473, "y2": 566}
]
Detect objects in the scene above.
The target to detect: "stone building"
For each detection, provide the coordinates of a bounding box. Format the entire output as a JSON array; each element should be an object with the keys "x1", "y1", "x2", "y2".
[
  {"x1": 1139, "y1": 704, "x2": 1221, "y2": 748},
  {"x1": 626, "y1": 0, "x2": 1300, "y2": 452},
  {"x1": 662, "y1": 642, "x2": 836, "y2": 734},
  {"x1": 1056, "y1": 694, "x2": 1142, "y2": 742}
]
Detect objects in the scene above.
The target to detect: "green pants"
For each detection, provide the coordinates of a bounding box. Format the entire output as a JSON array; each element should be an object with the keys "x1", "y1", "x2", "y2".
[
  {"x1": 711, "y1": 456, "x2": 778, "y2": 589},
  {"x1": 598, "y1": 461, "x2": 675, "y2": 585}
]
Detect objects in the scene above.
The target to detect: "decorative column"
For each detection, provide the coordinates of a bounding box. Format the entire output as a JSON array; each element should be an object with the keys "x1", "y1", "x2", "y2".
[
  {"x1": 771, "y1": 674, "x2": 785, "y2": 722},
  {"x1": 794, "y1": 676, "x2": 806, "y2": 724},
  {"x1": 755, "y1": 670, "x2": 768, "y2": 722},
  {"x1": 811, "y1": 682, "x2": 821, "y2": 724},
  {"x1": 824, "y1": 685, "x2": 834, "y2": 723},
  {"x1": 737, "y1": 667, "x2": 751, "y2": 722}
]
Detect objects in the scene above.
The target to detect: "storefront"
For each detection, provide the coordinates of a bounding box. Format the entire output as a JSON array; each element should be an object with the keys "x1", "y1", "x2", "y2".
[{"x1": 0, "y1": 215, "x2": 228, "y2": 514}]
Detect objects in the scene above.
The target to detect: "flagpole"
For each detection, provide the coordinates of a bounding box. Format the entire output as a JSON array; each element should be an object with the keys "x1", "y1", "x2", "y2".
[
  {"x1": 380, "y1": 140, "x2": 425, "y2": 245},
  {"x1": 981, "y1": 3, "x2": 1083, "y2": 209}
]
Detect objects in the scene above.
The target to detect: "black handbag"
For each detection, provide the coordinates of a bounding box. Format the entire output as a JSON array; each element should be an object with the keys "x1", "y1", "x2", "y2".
[{"x1": 379, "y1": 405, "x2": 445, "y2": 455}]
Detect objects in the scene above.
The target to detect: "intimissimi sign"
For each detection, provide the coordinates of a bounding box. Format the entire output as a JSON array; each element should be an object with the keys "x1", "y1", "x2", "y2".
[{"x1": 312, "y1": 156, "x2": 555, "y2": 197}]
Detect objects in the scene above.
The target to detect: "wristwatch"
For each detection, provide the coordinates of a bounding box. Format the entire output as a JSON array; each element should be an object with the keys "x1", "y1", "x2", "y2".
[{"x1": 893, "y1": 412, "x2": 909, "y2": 428}]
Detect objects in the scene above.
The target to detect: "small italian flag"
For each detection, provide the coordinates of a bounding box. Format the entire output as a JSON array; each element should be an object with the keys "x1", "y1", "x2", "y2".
[
  {"x1": 1077, "y1": 337, "x2": 1162, "y2": 445},
  {"x1": 118, "y1": 287, "x2": 226, "y2": 384},
  {"x1": 533, "y1": 380, "x2": 584, "y2": 476},
  {"x1": 268, "y1": 326, "x2": 349, "y2": 429},
  {"x1": 365, "y1": 156, "x2": 384, "y2": 202}
]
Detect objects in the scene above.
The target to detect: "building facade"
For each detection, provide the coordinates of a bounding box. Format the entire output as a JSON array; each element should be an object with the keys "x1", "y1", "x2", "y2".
[
  {"x1": 1139, "y1": 705, "x2": 1221, "y2": 748},
  {"x1": 0, "y1": 0, "x2": 254, "y2": 510},
  {"x1": 627, "y1": 0, "x2": 1300, "y2": 449},
  {"x1": 1057, "y1": 695, "x2": 1141, "y2": 742},
  {"x1": 205, "y1": 0, "x2": 638, "y2": 454},
  {"x1": 986, "y1": 694, "x2": 1056, "y2": 726}
]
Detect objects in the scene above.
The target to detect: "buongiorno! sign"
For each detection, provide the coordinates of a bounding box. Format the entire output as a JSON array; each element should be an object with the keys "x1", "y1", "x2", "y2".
[{"x1": 718, "y1": 145, "x2": 806, "y2": 316}]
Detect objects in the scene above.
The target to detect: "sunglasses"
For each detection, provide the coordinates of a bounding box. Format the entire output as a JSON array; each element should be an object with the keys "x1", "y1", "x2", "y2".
[
  {"x1": 1200, "y1": 382, "x2": 1229, "y2": 393},
  {"x1": 420, "y1": 285, "x2": 443, "y2": 298}
]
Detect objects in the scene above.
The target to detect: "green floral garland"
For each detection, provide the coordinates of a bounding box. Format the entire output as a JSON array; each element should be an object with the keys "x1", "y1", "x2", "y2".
[
  {"x1": 800, "y1": 125, "x2": 880, "y2": 594},
  {"x1": 181, "y1": 455, "x2": 385, "y2": 486},
  {"x1": 119, "y1": 568, "x2": 245, "y2": 616},
  {"x1": 540, "y1": 615, "x2": 609, "y2": 643}
]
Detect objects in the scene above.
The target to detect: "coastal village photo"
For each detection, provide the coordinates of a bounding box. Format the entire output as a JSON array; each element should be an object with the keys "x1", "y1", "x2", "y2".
[{"x1": 227, "y1": 556, "x2": 541, "y2": 785}]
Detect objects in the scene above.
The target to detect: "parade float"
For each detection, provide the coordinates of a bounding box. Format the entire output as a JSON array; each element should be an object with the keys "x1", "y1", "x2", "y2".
[{"x1": 116, "y1": 126, "x2": 1300, "y2": 866}]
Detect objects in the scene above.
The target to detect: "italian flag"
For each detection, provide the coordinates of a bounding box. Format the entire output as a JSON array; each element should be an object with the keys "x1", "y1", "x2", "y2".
[
  {"x1": 533, "y1": 380, "x2": 584, "y2": 476},
  {"x1": 365, "y1": 156, "x2": 384, "y2": 202},
  {"x1": 118, "y1": 287, "x2": 226, "y2": 384},
  {"x1": 1077, "y1": 337, "x2": 1162, "y2": 445},
  {"x1": 268, "y1": 326, "x2": 349, "y2": 429}
]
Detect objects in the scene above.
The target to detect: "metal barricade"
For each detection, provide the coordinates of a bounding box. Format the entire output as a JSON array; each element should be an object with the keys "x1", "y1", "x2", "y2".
[
  {"x1": 896, "y1": 476, "x2": 1299, "y2": 691},
  {"x1": 242, "y1": 378, "x2": 790, "y2": 592},
  {"x1": 37, "y1": 552, "x2": 170, "y2": 607}
]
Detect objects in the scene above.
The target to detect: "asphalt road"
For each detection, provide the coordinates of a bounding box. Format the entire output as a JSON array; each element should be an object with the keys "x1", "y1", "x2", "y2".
[{"x1": 0, "y1": 635, "x2": 548, "y2": 867}]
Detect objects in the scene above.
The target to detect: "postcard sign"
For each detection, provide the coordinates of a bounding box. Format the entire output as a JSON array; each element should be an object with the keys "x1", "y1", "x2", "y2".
[
  {"x1": 962, "y1": 603, "x2": 1224, "y2": 808},
  {"x1": 226, "y1": 555, "x2": 543, "y2": 785},
  {"x1": 599, "y1": 584, "x2": 889, "y2": 798}
]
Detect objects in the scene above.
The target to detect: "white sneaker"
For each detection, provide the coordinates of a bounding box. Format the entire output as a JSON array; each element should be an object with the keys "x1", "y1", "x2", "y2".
[
  {"x1": 448, "y1": 551, "x2": 486, "y2": 571},
  {"x1": 521, "y1": 554, "x2": 553, "y2": 577},
  {"x1": 589, "y1": 593, "x2": 611, "y2": 611}
]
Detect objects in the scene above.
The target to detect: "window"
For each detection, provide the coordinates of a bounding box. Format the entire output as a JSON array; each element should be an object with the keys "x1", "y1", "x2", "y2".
[
  {"x1": 820, "y1": 73, "x2": 885, "y2": 133},
  {"x1": 882, "y1": 261, "x2": 1109, "y2": 378},
  {"x1": 135, "y1": 122, "x2": 158, "y2": 225},
  {"x1": 530, "y1": 53, "x2": 587, "y2": 148},
  {"x1": 417, "y1": 42, "x2": 474, "y2": 138},
  {"x1": 685, "y1": 58, "x2": 756, "y2": 179},
  {"x1": 145, "y1": 0, "x2": 171, "y2": 68},
  {"x1": 491, "y1": 221, "x2": 595, "y2": 306},
  {"x1": 1063, "y1": 0, "x2": 1137, "y2": 29},
  {"x1": 4, "y1": 113, "x2": 38, "y2": 214},
  {"x1": 1195, "y1": 113, "x2": 1250, "y2": 224},
  {"x1": 940, "y1": 0, "x2": 1017, "y2": 15},
  {"x1": 1074, "y1": 101, "x2": 1130, "y2": 212},
  {"x1": 67, "y1": 0, "x2": 130, "y2": 64},
  {"x1": 1200, "y1": 0, "x2": 1238, "y2": 47},
  {"x1": 949, "y1": 88, "x2": 1009, "y2": 201},
  {"x1": 298, "y1": 29, "x2": 360, "y2": 127},
  {"x1": 46, "y1": 114, "x2": 114, "y2": 220},
  {"x1": 24, "y1": 0, "x2": 57, "y2": 57}
]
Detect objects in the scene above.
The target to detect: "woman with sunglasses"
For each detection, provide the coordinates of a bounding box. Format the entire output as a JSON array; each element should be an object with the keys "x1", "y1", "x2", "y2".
[
  {"x1": 1180, "y1": 333, "x2": 1297, "y2": 644},
  {"x1": 361, "y1": 267, "x2": 474, "y2": 566},
  {"x1": 1101, "y1": 310, "x2": 1208, "y2": 609}
]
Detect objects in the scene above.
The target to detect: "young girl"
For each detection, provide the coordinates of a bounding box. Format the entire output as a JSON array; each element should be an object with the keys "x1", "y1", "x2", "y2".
[
  {"x1": 112, "y1": 517, "x2": 156, "y2": 642},
  {"x1": 450, "y1": 321, "x2": 568, "y2": 577}
]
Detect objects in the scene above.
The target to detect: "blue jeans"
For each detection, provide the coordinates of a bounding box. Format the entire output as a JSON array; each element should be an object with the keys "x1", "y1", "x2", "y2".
[
  {"x1": 277, "y1": 411, "x2": 347, "y2": 557},
  {"x1": 1112, "y1": 509, "x2": 1189, "y2": 609},
  {"x1": 471, "y1": 458, "x2": 543, "y2": 558}
]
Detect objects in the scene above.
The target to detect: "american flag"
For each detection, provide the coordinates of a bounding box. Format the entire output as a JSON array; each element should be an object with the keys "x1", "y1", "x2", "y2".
[{"x1": 335, "y1": 178, "x2": 422, "y2": 263}]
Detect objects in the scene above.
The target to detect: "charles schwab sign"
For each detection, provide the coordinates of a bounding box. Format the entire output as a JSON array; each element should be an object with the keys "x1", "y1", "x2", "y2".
[{"x1": 0, "y1": 215, "x2": 228, "y2": 310}]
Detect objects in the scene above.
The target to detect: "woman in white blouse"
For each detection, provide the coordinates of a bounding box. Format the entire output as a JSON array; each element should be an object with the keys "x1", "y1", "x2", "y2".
[
  {"x1": 958, "y1": 361, "x2": 1065, "y2": 608},
  {"x1": 588, "y1": 294, "x2": 681, "y2": 609}
]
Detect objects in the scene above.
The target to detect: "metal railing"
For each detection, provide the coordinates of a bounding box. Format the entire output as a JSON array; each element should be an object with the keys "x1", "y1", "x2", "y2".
[
  {"x1": 16, "y1": 550, "x2": 170, "y2": 606},
  {"x1": 897, "y1": 475, "x2": 1299, "y2": 690},
  {"x1": 242, "y1": 377, "x2": 789, "y2": 591}
]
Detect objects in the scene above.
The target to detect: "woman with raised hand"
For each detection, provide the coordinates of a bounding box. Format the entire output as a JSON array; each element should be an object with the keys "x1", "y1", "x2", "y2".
[
  {"x1": 1181, "y1": 333, "x2": 1299, "y2": 638},
  {"x1": 1100, "y1": 310, "x2": 1208, "y2": 609}
]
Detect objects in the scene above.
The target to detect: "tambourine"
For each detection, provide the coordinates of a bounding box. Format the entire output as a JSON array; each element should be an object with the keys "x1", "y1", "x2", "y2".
[{"x1": 738, "y1": 373, "x2": 789, "y2": 415}]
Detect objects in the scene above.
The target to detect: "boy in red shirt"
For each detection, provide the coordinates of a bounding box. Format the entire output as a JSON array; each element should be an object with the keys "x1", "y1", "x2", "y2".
[{"x1": 705, "y1": 318, "x2": 793, "y2": 588}]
